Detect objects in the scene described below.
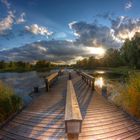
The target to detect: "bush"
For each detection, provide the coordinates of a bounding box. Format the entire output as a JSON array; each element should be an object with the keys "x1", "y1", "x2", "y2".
[
  {"x1": 114, "y1": 73, "x2": 140, "y2": 119},
  {"x1": 0, "y1": 81, "x2": 23, "y2": 123}
]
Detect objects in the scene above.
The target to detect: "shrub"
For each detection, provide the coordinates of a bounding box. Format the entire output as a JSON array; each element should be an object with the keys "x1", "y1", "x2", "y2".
[
  {"x1": 114, "y1": 73, "x2": 140, "y2": 119},
  {"x1": 0, "y1": 81, "x2": 23, "y2": 123}
]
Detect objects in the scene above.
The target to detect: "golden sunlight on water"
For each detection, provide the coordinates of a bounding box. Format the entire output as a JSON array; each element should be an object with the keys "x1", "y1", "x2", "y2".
[{"x1": 95, "y1": 77, "x2": 104, "y2": 88}]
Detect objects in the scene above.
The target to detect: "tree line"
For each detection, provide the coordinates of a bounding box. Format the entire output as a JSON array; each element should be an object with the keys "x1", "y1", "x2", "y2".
[
  {"x1": 0, "y1": 60, "x2": 57, "y2": 72},
  {"x1": 74, "y1": 32, "x2": 140, "y2": 69}
]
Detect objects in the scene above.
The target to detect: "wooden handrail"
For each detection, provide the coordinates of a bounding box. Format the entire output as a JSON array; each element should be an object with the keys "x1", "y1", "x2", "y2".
[
  {"x1": 45, "y1": 72, "x2": 59, "y2": 91},
  {"x1": 80, "y1": 72, "x2": 95, "y2": 90},
  {"x1": 65, "y1": 80, "x2": 82, "y2": 134},
  {"x1": 58, "y1": 69, "x2": 64, "y2": 76},
  {"x1": 81, "y1": 72, "x2": 94, "y2": 80}
]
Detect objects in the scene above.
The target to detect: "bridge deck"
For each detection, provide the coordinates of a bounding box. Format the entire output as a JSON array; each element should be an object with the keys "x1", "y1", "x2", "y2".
[{"x1": 0, "y1": 72, "x2": 140, "y2": 140}]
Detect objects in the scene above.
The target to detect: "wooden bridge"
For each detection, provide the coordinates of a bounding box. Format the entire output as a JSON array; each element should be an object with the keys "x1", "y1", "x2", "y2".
[{"x1": 0, "y1": 71, "x2": 140, "y2": 140}]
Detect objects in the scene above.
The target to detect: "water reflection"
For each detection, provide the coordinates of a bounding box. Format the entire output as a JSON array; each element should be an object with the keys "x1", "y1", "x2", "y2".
[
  {"x1": 95, "y1": 77, "x2": 104, "y2": 88},
  {"x1": 94, "y1": 70, "x2": 105, "y2": 74}
]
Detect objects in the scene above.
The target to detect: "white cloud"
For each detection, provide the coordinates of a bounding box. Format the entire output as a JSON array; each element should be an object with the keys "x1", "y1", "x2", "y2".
[
  {"x1": 1, "y1": 0, "x2": 10, "y2": 9},
  {"x1": 0, "y1": 0, "x2": 26, "y2": 36},
  {"x1": 111, "y1": 16, "x2": 140, "y2": 41},
  {"x1": 125, "y1": 1, "x2": 132, "y2": 10},
  {"x1": 35, "y1": 45, "x2": 48, "y2": 52},
  {"x1": 69, "y1": 21, "x2": 80, "y2": 37},
  {"x1": 25, "y1": 24, "x2": 53, "y2": 37},
  {"x1": 16, "y1": 12, "x2": 26, "y2": 24},
  {"x1": 68, "y1": 21, "x2": 77, "y2": 29},
  {"x1": 0, "y1": 11, "x2": 14, "y2": 34}
]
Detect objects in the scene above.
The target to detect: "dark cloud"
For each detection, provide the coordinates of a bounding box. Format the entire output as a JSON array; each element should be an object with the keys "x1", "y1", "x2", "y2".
[
  {"x1": 0, "y1": 40, "x2": 91, "y2": 63},
  {"x1": 69, "y1": 15, "x2": 140, "y2": 49},
  {"x1": 70, "y1": 21, "x2": 122, "y2": 48},
  {"x1": 110, "y1": 16, "x2": 140, "y2": 41},
  {"x1": 1, "y1": 13, "x2": 140, "y2": 63}
]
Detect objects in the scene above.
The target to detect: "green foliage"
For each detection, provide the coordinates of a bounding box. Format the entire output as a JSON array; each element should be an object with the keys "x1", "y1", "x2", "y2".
[
  {"x1": 34, "y1": 60, "x2": 51, "y2": 72},
  {"x1": 121, "y1": 32, "x2": 140, "y2": 68},
  {"x1": 0, "y1": 81, "x2": 23, "y2": 123},
  {"x1": 74, "y1": 49, "x2": 124, "y2": 69},
  {"x1": 75, "y1": 32, "x2": 140, "y2": 69}
]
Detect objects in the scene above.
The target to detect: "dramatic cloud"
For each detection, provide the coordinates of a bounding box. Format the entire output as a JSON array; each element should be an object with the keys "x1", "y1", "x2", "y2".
[
  {"x1": 111, "y1": 16, "x2": 140, "y2": 41},
  {"x1": 69, "y1": 15, "x2": 140, "y2": 49},
  {"x1": 0, "y1": 40, "x2": 99, "y2": 64},
  {"x1": 69, "y1": 21, "x2": 122, "y2": 48},
  {"x1": 2, "y1": 15, "x2": 140, "y2": 64},
  {"x1": 16, "y1": 12, "x2": 26, "y2": 24},
  {"x1": 0, "y1": 11, "x2": 14, "y2": 34},
  {"x1": 25, "y1": 24, "x2": 53, "y2": 37},
  {"x1": 125, "y1": 1, "x2": 132, "y2": 10}
]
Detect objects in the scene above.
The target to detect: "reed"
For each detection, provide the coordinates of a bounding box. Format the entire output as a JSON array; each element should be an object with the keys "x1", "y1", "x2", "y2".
[
  {"x1": 0, "y1": 81, "x2": 23, "y2": 123},
  {"x1": 114, "y1": 73, "x2": 140, "y2": 119}
]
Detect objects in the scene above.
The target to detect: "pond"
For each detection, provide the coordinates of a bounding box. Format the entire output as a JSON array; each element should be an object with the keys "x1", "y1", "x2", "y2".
[
  {"x1": 0, "y1": 69, "x2": 61, "y2": 104},
  {"x1": 86, "y1": 70, "x2": 126, "y2": 89}
]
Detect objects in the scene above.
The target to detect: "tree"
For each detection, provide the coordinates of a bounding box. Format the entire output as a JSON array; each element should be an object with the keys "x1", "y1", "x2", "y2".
[{"x1": 121, "y1": 32, "x2": 140, "y2": 68}]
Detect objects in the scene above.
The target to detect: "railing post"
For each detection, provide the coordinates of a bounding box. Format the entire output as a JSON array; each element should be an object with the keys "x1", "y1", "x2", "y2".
[
  {"x1": 69, "y1": 72, "x2": 71, "y2": 80},
  {"x1": 82, "y1": 75, "x2": 84, "y2": 80},
  {"x1": 89, "y1": 80, "x2": 91, "y2": 87},
  {"x1": 92, "y1": 78, "x2": 95, "y2": 91},
  {"x1": 102, "y1": 85, "x2": 107, "y2": 98},
  {"x1": 45, "y1": 79, "x2": 49, "y2": 92},
  {"x1": 86, "y1": 78, "x2": 88, "y2": 85},
  {"x1": 34, "y1": 86, "x2": 39, "y2": 93}
]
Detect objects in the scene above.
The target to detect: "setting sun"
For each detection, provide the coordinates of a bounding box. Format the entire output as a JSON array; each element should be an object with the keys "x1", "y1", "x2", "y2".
[{"x1": 87, "y1": 47, "x2": 106, "y2": 56}]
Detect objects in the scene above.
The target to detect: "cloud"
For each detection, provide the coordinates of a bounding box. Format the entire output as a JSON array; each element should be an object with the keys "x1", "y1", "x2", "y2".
[
  {"x1": 16, "y1": 12, "x2": 26, "y2": 24},
  {"x1": 0, "y1": 0, "x2": 26, "y2": 37},
  {"x1": 1, "y1": 0, "x2": 10, "y2": 9},
  {"x1": 69, "y1": 15, "x2": 140, "y2": 49},
  {"x1": 0, "y1": 11, "x2": 14, "y2": 34},
  {"x1": 110, "y1": 16, "x2": 140, "y2": 41},
  {"x1": 69, "y1": 21, "x2": 122, "y2": 48},
  {"x1": 125, "y1": 1, "x2": 132, "y2": 10},
  {"x1": 69, "y1": 21, "x2": 80, "y2": 37},
  {"x1": 0, "y1": 40, "x2": 94, "y2": 64},
  {"x1": 25, "y1": 24, "x2": 53, "y2": 37}
]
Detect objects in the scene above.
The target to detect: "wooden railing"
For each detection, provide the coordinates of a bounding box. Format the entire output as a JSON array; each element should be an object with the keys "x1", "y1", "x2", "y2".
[
  {"x1": 65, "y1": 80, "x2": 82, "y2": 134},
  {"x1": 80, "y1": 72, "x2": 95, "y2": 90},
  {"x1": 80, "y1": 71, "x2": 108, "y2": 97},
  {"x1": 58, "y1": 69, "x2": 64, "y2": 76},
  {"x1": 45, "y1": 72, "x2": 59, "y2": 91}
]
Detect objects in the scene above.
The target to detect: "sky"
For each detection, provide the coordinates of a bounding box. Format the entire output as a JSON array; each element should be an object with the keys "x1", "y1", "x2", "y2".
[{"x1": 0, "y1": 0, "x2": 140, "y2": 64}]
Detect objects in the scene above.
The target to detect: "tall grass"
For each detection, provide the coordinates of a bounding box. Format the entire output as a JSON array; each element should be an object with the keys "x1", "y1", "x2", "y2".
[
  {"x1": 0, "y1": 81, "x2": 23, "y2": 123},
  {"x1": 114, "y1": 73, "x2": 140, "y2": 119}
]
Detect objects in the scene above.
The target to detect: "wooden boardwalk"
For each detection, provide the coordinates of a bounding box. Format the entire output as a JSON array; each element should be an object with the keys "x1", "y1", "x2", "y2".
[{"x1": 0, "y1": 72, "x2": 140, "y2": 140}]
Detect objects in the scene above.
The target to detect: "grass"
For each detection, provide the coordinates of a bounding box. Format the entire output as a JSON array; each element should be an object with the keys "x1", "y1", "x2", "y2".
[
  {"x1": 96, "y1": 66, "x2": 140, "y2": 75},
  {"x1": 114, "y1": 73, "x2": 140, "y2": 119},
  {"x1": 0, "y1": 81, "x2": 23, "y2": 123}
]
